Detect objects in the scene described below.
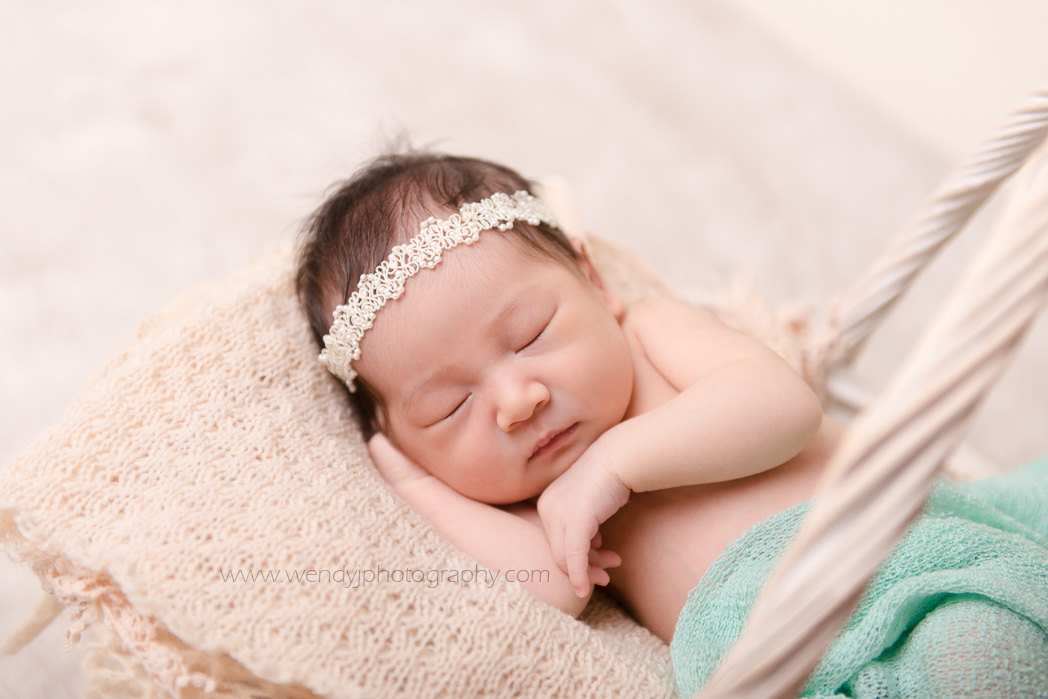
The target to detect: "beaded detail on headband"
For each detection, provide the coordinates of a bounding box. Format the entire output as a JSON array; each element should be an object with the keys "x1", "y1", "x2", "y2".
[{"x1": 319, "y1": 190, "x2": 560, "y2": 391}]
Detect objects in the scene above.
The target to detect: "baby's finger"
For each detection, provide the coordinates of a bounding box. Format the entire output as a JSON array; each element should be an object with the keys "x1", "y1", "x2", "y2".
[
  {"x1": 588, "y1": 565, "x2": 611, "y2": 587},
  {"x1": 591, "y1": 531, "x2": 602, "y2": 550},
  {"x1": 589, "y1": 548, "x2": 622, "y2": 569},
  {"x1": 537, "y1": 508, "x2": 564, "y2": 570},
  {"x1": 565, "y1": 527, "x2": 594, "y2": 598},
  {"x1": 549, "y1": 526, "x2": 568, "y2": 576}
]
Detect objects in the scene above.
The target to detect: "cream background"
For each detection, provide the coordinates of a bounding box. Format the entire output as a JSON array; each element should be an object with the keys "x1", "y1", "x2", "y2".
[
  {"x1": 2, "y1": 2, "x2": 1045, "y2": 696},
  {"x1": 734, "y1": 0, "x2": 1048, "y2": 160}
]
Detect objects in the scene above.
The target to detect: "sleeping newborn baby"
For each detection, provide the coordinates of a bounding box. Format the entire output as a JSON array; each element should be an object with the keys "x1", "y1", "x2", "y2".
[{"x1": 296, "y1": 150, "x2": 1048, "y2": 697}]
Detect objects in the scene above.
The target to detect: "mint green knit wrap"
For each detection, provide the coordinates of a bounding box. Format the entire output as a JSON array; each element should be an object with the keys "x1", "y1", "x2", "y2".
[{"x1": 671, "y1": 458, "x2": 1048, "y2": 698}]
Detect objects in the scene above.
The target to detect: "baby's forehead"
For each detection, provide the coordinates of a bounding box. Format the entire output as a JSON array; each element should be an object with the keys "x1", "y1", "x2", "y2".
[
  {"x1": 429, "y1": 232, "x2": 565, "y2": 285},
  {"x1": 360, "y1": 236, "x2": 542, "y2": 344},
  {"x1": 410, "y1": 237, "x2": 552, "y2": 314}
]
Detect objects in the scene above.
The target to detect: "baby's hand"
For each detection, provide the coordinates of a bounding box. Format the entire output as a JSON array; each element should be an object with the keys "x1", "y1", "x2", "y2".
[
  {"x1": 536, "y1": 440, "x2": 631, "y2": 598},
  {"x1": 368, "y1": 433, "x2": 431, "y2": 487}
]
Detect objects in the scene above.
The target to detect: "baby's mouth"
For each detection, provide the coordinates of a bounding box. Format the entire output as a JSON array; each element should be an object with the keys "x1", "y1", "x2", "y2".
[{"x1": 530, "y1": 423, "x2": 578, "y2": 460}]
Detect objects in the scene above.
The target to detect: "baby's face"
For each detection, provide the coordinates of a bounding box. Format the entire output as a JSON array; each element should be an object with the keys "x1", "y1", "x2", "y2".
[{"x1": 356, "y1": 234, "x2": 635, "y2": 504}]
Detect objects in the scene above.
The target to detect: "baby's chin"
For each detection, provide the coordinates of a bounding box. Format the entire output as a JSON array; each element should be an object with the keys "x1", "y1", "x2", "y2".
[
  {"x1": 459, "y1": 476, "x2": 553, "y2": 507},
  {"x1": 472, "y1": 486, "x2": 547, "y2": 506},
  {"x1": 486, "y1": 455, "x2": 578, "y2": 506}
]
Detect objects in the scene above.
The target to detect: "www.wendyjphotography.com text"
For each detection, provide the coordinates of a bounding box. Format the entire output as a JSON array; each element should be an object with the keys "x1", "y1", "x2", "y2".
[{"x1": 219, "y1": 565, "x2": 551, "y2": 589}]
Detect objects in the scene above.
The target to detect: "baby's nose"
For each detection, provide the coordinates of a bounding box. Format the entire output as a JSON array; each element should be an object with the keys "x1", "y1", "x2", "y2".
[{"x1": 495, "y1": 379, "x2": 550, "y2": 432}]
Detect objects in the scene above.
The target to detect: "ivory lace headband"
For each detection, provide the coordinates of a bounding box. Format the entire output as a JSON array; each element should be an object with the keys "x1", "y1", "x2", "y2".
[{"x1": 319, "y1": 190, "x2": 560, "y2": 391}]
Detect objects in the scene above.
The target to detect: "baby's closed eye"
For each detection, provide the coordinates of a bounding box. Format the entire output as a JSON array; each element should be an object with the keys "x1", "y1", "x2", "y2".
[
  {"x1": 517, "y1": 312, "x2": 555, "y2": 354},
  {"x1": 417, "y1": 393, "x2": 470, "y2": 427},
  {"x1": 519, "y1": 324, "x2": 546, "y2": 351},
  {"x1": 441, "y1": 394, "x2": 470, "y2": 422}
]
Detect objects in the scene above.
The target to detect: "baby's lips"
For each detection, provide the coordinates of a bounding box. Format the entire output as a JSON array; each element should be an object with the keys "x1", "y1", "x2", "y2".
[
  {"x1": 530, "y1": 426, "x2": 561, "y2": 458},
  {"x1": 530, "y1": 423, "x2": 578, "y2": 459}
]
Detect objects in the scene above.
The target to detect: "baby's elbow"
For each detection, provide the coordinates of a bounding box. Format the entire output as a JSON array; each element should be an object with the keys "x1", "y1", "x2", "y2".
[
  {"x1": 753, "y1": 354, "x2": 824, "y2": 448},
  {"x1": 556, "y1": 586, "x2": 593, "y2": 618},
  {"x1": 788, "y1": 377, "x2": 823, "y2": 452},
  {"x1": 526, "y1": 578, "x2": 592, "y2": 618}
]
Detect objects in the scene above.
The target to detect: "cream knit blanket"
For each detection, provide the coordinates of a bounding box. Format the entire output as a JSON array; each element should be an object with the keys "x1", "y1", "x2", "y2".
[
  {"x1": 0, "y1": 218, "x2": 826, "y2": 697},
  {"x1": 1, "y1": 238, "x2": 709, "y2": 697}
]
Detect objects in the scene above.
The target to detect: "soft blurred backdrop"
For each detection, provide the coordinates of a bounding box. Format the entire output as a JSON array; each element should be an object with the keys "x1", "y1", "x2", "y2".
[{"x1": 2, "y1": 2, "x2": 1046, "y2": 695}]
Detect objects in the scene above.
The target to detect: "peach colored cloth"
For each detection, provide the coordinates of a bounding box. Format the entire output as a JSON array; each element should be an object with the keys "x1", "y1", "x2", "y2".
[
  {"x1": 0, "y1": 217, "x2": 830, "y2": 697},
  {"x1": 2, "y1": 241, "x2": 691, "y2": 697}
]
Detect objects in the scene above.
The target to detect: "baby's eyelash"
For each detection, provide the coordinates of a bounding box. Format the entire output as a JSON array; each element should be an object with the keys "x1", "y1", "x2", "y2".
[
  {"x1": 442, "y1": 395, "x2": 469, "y2": 421},
  {"x1": 520, "y1": 321, "x2": 550, "y2": 351}
]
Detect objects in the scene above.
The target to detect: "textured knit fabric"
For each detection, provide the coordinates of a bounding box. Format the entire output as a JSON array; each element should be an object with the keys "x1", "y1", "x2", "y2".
[
  {"x1": 0, "y1": 241, "x2": 682, "y2": 698},
  {"x1": 671, "y1": 457, "x2": 1048, "y2": 698},
  {"x1": 0, "y1": 216, "x2": 841, "y2": 697}
]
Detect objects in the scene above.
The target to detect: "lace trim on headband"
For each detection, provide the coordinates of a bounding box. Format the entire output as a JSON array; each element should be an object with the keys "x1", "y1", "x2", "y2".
[{"x1": 319, "y1": 190, "x2": 559, "y2": 391}]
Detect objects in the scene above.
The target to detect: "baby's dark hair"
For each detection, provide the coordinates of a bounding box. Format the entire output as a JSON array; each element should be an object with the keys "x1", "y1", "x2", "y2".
[{"x1": 295, "y1": 149, "x2": 581, "y2": 436}]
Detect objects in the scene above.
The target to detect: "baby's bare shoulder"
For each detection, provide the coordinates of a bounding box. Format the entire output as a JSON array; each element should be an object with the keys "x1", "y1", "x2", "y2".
[
  {"x1": 622, "y1": 295, "x2": 787, "y2": 390},
  {"x1": 622, "y1": 295, "x2": 726, "y2": 356},
  {"x1": 623, "y1": 295, "x2": 718, "y2": 332}
]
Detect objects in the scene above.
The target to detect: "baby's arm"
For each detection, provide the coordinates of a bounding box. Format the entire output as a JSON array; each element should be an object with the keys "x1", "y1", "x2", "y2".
[
  {"x1": 367, "y1": 433, "x2": 620, "y2": 617},
  {"x1": 539, "y1": 295, "x2": 822, "y2": 594},
  {"x1": 608, "y1": 296, "x2": 823, "y2": 491}
]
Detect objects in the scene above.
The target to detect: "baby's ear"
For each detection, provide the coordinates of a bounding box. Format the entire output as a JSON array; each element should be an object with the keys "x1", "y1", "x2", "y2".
[
  {"x1": 367, "y1": 397, "x2": 391, "y2": 437},
  {"x1": 372, "y1": 410, "x2": 389, "y2": 436},
  {"x1": 569, "y1": 236, "x2": 588, "y2": 259},
  {"x1": 370, "y1": 417, "x2": 385, "y2": 438},
  {"x1": 570, "y1": 238, "x2": 624, "y2": 318}
]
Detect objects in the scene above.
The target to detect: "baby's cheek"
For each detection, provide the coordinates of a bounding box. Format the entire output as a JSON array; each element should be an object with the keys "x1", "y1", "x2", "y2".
[
  {"x1": 592, "y1": 339, "x2": 630, "y2": 387},
  {"x1": 447, "y1": 435, "x2": 497, "y2": 479}
]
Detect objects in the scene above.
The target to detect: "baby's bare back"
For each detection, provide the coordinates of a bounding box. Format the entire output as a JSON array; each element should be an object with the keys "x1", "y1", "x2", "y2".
[{"x1": 600, "y1": 416, "x2": 844, "y2": 643}]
